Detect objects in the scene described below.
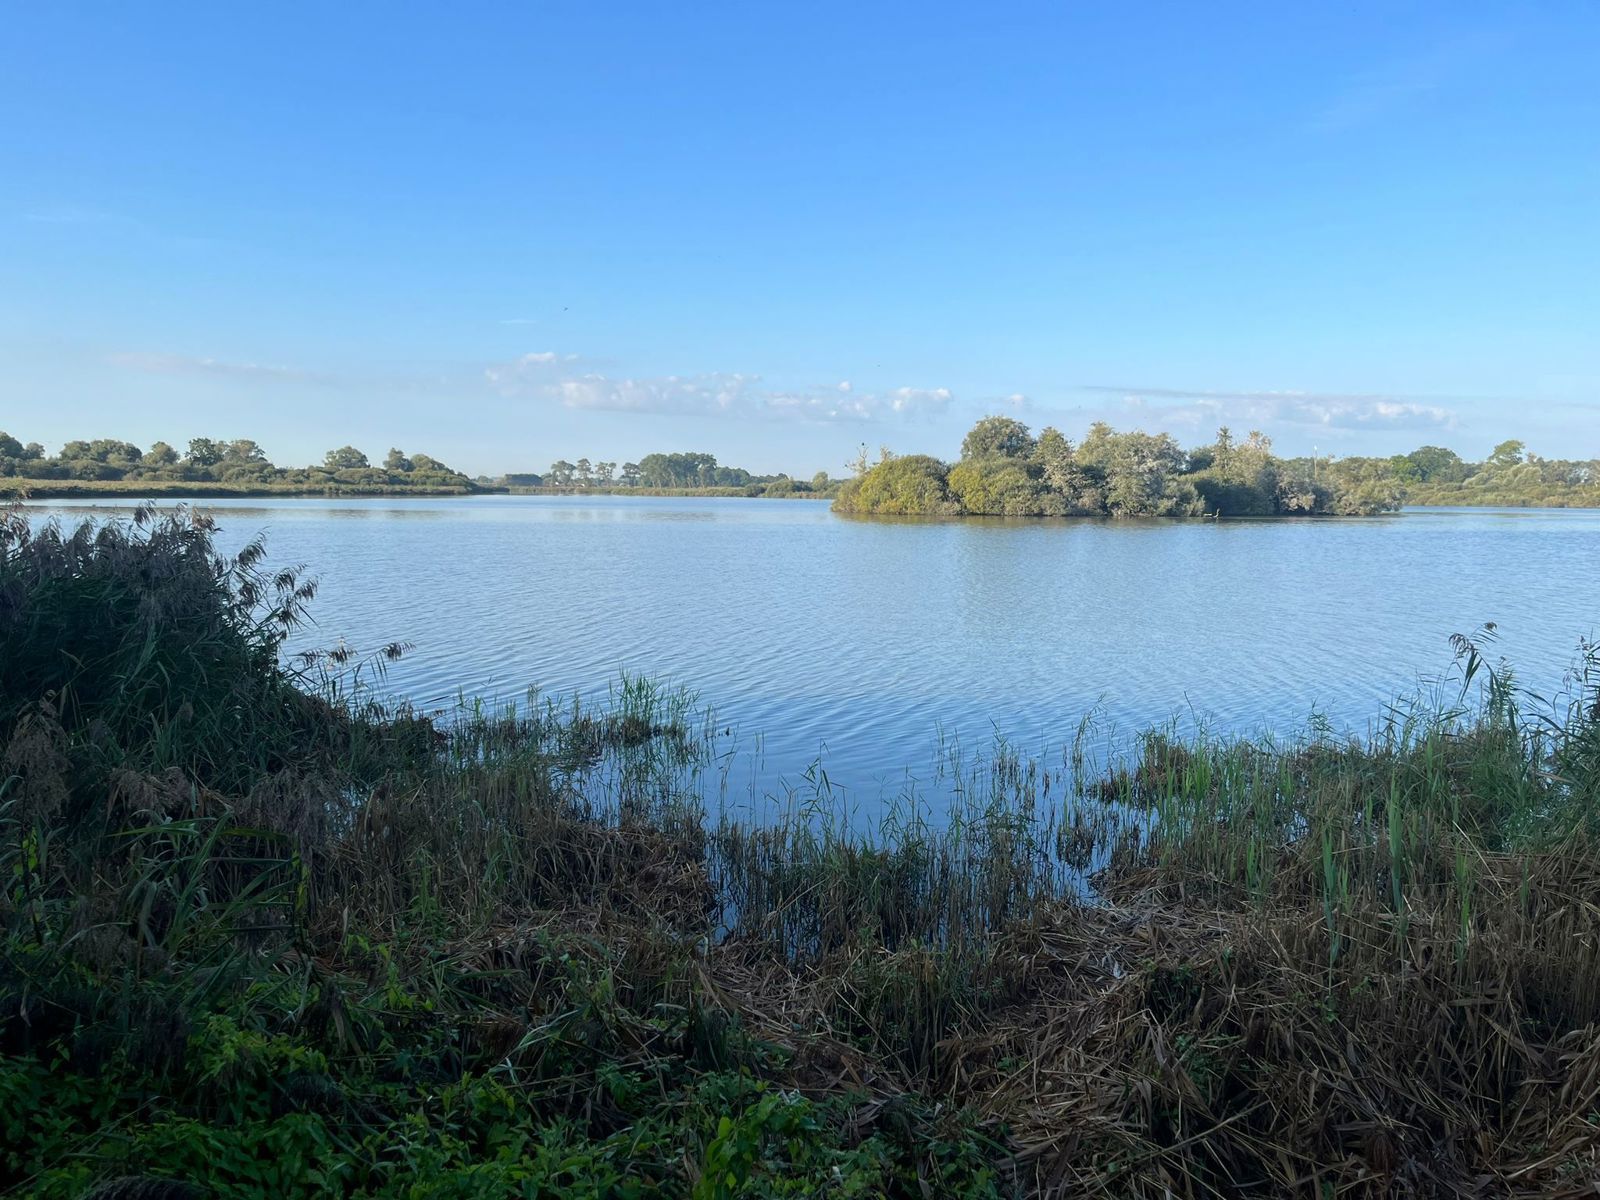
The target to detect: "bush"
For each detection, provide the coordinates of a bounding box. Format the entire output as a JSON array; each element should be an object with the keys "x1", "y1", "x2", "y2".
[
  {"x1": 946, "y1": 459, "x2": 1047, "y2": 515},
  {"x1": 0, "y1": 508, "x2": 318, "y2": 790},
  {"x1": 833, "y1": 455, "x2": 957, "y2": 515}
]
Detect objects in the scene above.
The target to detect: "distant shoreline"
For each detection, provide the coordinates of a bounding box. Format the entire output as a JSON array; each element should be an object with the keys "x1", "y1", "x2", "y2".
[
  {"x1": 500, "y1": 485, "x2": 833, "y2": 500},
  {"x1": 7, "y1": 478, "x2": 1596, "y2": 511},
  {"x1": 0, "y1": 479, "x2": 498, "y2": 500},
  {"x1": 1, "y1": 479, "x2": 833, "y2": 502}
]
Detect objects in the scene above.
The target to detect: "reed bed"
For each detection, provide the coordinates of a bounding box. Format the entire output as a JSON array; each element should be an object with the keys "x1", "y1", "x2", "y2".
[{"x1": 2, "y1": 506, "x2": 1598, "y2": 1198}]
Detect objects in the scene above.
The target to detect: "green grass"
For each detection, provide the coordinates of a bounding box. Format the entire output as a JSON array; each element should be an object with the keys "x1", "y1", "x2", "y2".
[{"x1": 3, "y1": 506, "x2": 1599, "y2": 1197}]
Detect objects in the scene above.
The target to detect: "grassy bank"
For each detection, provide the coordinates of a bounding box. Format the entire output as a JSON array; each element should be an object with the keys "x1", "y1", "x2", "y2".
[
  {"x1": 3, "y1": 508, "x2": 1598, "y2": 1197},
  {"x1": 0, "y1": 480, "x2": 498, "y2": 500}
]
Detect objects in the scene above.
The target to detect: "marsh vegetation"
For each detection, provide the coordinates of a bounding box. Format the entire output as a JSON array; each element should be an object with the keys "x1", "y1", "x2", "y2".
[{"x1": 3, "y1": 508, "x2": 1599, "y2": 1197}]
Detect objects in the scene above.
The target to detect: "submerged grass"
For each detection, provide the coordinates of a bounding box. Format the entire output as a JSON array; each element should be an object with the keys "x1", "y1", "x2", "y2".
[{"x1": 2, "y1": 506, "x2": 1598, "y2": 1197}]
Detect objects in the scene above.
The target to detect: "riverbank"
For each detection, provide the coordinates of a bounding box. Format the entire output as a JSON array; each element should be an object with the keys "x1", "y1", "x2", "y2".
[
  {"x1": 10, "y1": 475, "x2": 1596, "y2": 512},
  {"x1": 0, "y1": 479, "x2": 839, "y2": 502},
  {"x1": 0, "y1": 478, "x2": 500, "y2": 500},
  {"x1": 3, "y1": 507, "x2": 1598, "y2": 1197}
]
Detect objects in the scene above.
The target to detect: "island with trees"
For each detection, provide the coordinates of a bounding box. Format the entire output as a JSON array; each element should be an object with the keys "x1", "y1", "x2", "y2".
[
  {"x1": 834, "y1": 416, "x2": 1600, "y2": 518},
  {"x1": 0, "y1": 433, "x2": 487, "y2": 497}
]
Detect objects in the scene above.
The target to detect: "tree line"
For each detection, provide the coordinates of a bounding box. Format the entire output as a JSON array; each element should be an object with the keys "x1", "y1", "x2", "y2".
[
  {"x1": 834, "y1": 416, "x2": 1600, "y2": 518},
  {"x1": 507, "y1": 451, "x2": 837, "y2": 495},
  {"x1": 1350, "y1": 440, "x2": 1600, "y2": 508},
  {"x1": 0, "y1": 433, "x2": 478, "y2": 490}
]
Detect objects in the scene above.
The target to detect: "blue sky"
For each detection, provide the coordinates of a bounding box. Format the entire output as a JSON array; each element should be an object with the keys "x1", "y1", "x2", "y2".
[{"x1": 3, "y1": 2, "x2": 1597, "y2": 476}]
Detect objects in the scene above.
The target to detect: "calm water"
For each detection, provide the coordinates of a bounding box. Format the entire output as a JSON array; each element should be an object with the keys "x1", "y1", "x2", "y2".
[{"x1": 27, "y1": 497, "x2": 1600, "y2": 805}]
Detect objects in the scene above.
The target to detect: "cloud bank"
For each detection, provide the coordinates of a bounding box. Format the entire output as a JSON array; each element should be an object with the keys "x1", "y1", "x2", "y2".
[
  {"x1": 1077, "y1": 385, "x2": 1458, "y2": 432},
  {"x1": 486, "y1": 353, "x2": 953, "y2": 422}
]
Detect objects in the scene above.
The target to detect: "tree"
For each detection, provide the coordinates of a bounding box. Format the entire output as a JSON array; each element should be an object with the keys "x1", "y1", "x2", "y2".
[
  {"x1": 0, "y1": 432, "x2": 22, "y2": 459},
  {"x1": 98, "y1": 441, "x2": 142, "y2": 467},
  {"x1": 636, "y1": 452, "x2": 719, "y2": 488},
  {"x1": 144, "y1": 441, "x2": 179, "y2": 466},
  {"x1": 960, "y1": 416, "x2": 1035, "y2": 461},
  {"x1": 1033, "y1": 427, "x2": 1099, "y2": 513},
  {"x1": 636, "y1": 453, "x2": 668, "y2": 487},
  {"x1": 1190, "y1": 427, "x2": 1278, "y2": 514},
  {"x1": 1078, "y1": 425, "x2": 1194, "y2": 516},
  {"x1": 548, "y1": 460, "x2": 575, "y2": 486},
  {"x1": 1488, "y1": 440, "x2": 1526, "y2": 470},
  {"x1": 688, "y1": 452, "x2": 718, "y2": 486},
  {"x1": 811, "y1": 471, "x2": 831, "y2": 492},
  {"x1": 621, "y1": 462, "x2": 641, "y2": 486},
  {"x1": 384, "y1": 448, "x2": 413, "y2": 472},
  {"x1": 187, "y1": 438, "x2": 224, "y2": 467},
  {"x1": 324, "y1": 446, "x2": 370, "y2": 470},
  {"x1": 1210, "y1": 426, "x2": 1236, "y2": 474},
  {"x1": 1034, "y1": 427, "x2": 1075, "y2": 490},
  {"x1": 1408, "y1": 448, "x2": 1465, "y2": 483},
  {"x1": 575, "y1": 458, "x2": 593, "y2": 484},
  {"x1": 593, "y1": 461, "x2": 616, "y2": 485},
  {"x1": 225, "y1": 439, "x2": 268, "y2": 464}
]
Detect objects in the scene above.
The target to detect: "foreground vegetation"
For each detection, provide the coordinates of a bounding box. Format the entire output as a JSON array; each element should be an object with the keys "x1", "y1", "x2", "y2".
[
  {"x1": 3, "y1": 507, "x2": 1599, "y2": 1197},
  {"x1": 835, "y1": 418, "x2": 1600, "y2": 518},
  {"x1": 0, "y1": 434, "x2": 483, "y2": 494}
]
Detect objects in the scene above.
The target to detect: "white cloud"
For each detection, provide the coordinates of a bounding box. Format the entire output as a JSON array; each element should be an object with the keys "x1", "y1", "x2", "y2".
[
  {"x1": 486, "y1": 353, "x2": 953, "y2": 422},
  {"x1": 555, "y1": 372, "x2": 755, "y2": 415},
  {"x1": 491, "y1": 350, "x2": 578, "y2": 370},
  {"x1": 765, "y1": 384, "x2": 952, "y2": 421},
  {"x1": 1078, "y1": 384, "x2": 1458, "y2": 432}
]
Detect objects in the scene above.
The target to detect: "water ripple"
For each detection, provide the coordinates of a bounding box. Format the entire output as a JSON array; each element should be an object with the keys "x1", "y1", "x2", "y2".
[{"x1": 28, "y1": 496, "x2": 1600, "y2": 805}]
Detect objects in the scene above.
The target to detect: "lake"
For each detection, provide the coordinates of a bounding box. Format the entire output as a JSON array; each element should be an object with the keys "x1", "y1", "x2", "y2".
[{"x1": 25, "y1": 496, "x2": 1600, "y2": 808}]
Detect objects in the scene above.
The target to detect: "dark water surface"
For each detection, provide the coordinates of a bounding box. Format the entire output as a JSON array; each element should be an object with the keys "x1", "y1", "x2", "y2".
[{"x1": 29, "y1": 496, "x2": 1600, "y2": 806}]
